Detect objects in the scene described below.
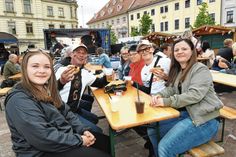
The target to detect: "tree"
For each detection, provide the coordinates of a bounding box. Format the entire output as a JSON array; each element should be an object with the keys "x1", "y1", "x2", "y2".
[
  {"x1": 193, "y1": 2, "x2": 215, "y2": 28},
  {"x1": 130, "y1": 26, "x2": 140, "y2": 37},
  {"x1": 139, "y1": 14, "x2": 153, "y2": 36},
  {"x1": 108, "y1": 25, "x2": 117, "y2": 45}
]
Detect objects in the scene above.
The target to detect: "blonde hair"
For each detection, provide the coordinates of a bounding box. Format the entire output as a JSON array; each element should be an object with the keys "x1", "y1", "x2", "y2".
[
  {"x1": 224, "y1": 38, "x2": 233, "y2": 47},
  {"x1": 232, "y1": 42, "x2": 236, "y2": 52}
]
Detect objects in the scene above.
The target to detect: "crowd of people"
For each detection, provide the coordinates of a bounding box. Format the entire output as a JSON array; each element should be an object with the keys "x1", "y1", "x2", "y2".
[{"x1": 2, "y1": 32, "x2": 236, "y2": 157}]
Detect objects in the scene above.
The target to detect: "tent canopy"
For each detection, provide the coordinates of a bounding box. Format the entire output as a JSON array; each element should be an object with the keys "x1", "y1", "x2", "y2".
[{"x1": 0, "y1": 32, "x2": 18, "y2": 43}]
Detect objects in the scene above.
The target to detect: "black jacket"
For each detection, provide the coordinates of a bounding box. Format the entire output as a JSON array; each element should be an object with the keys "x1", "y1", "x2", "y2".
[{"x1": 5, "y1": 84, "x2": 88, "y2": 157}]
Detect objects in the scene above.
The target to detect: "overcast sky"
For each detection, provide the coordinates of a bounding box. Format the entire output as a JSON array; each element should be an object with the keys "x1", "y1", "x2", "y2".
[{"x1": 77, "y1": 0, "x2": 109, "y2": 27}]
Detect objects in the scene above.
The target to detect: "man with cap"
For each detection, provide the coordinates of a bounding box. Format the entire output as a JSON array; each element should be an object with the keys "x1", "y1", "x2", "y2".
[
  {"x1": 56, "y1": 44, "x2": 108, "y2": 133},
  {"x1": 95, "y1": 47, "x2": 112, "y2": 68}
]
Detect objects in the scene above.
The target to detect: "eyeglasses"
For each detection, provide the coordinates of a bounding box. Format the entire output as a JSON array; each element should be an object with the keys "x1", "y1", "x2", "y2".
[
  {"x1": 138, "y1": 47, "x2": 151, "y2": 54},
  {"x1": 121, "y1": 53, "x2": 130, "y2": 56}
]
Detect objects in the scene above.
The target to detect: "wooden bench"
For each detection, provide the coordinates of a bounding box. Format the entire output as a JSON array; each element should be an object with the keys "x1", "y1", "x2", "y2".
[
  {"x1": 219, "y1": 106, "x2": 236, "y2": 142},
  {"x1": 0, "y1": 87, "x2": 12, "y2": 111},
  {"x1": 188, "y1": 141, "x2": 224, "y2": 157}
]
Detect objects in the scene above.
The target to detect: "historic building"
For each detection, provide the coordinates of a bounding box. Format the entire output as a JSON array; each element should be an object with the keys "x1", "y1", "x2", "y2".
[
  {"x1": 87, "y1": 0, "x2": 221, "y2": 38},
  {"x1": 221, "y1": 0, "x2": 236, "y2": 27},
  {"x1": 0, "y1": 0, "x2": 78, "y2": 51},
  {"x1": 87, "y1": 0, "x2": 135, "y2": 39}
]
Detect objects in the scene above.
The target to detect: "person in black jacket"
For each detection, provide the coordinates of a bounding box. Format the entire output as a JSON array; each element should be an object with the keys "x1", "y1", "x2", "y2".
[{"x1": 5, "y1": 48, "x2": 111, "y2": 157}]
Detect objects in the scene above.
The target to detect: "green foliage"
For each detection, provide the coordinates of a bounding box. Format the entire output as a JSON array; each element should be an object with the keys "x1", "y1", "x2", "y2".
[
  {"x1": 130, "y1": 26, "x2": 140, "y2": 37},
  {"x1": 139, "y1": 14, "x2": 153, "y2": 35},
  {"x1": 193, "y1": 2, "x2": 215, "y2": 28},
  {"x1": 108, "y1": 25, "x2": 118, "y2": 45}
]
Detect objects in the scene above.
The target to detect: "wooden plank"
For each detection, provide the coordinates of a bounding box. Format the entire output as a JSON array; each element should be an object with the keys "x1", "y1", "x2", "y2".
[
  {"x1": 211, "y1": 71, "x2": 236, "y2": 88},
  {"x1": 220, "y1": 106, "x2": 236, "y2": 120},
  {"x1": 0, "y1": 87, "x2": 12, "y2": 96},
  {"x1": 189, "y1": 141, "x2": 224, "y2": 157}
]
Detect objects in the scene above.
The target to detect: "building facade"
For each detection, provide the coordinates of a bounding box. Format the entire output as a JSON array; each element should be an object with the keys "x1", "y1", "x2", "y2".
[
  {"x1": 0, "y1": 0, "x2": 78, "y2": 52},
  {"x1": 221, "y1": 0, "x2": 236, "y2": 27},
  {"x1": 88, "y1": 0, "x2": 221, "y2": 39},
  {"x1": 87, "y1": 0, "x2": 135, "y2": 39},
  {"x1": 128, "y1": 0, "x2": 221, "y2": 35}
]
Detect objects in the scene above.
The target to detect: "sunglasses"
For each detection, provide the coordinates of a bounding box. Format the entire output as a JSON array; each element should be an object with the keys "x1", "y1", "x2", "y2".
[{"x1": 25, "y1": 48, "x2": 51, "y2": 54}]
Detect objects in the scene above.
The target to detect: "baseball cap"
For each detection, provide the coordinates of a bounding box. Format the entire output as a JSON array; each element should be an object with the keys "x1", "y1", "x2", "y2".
[
  {"x1": 72, "y1": 43, "x2": 88, "y2": 52},
  {"x1": 137, "y1": 40, "x2": 152, "y2": 52}
]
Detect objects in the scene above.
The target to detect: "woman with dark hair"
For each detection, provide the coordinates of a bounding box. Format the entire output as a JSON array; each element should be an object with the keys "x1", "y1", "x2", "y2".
[
  {"x1": 147, "y1": 39, "x2": 223, "y2": 157},
  {"x1": 201, "y1": 40, "x2": 215, "y2": 67},
  {"x1": 5, "y1": 49, "x2": 111, "y2": 157}
]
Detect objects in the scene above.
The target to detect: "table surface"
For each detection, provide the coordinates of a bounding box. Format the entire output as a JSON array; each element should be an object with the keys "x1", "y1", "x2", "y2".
[
  {"x1": 91, "y1": 83, "x2": 180, "y2": 130},
  {"x1": 211, "y1": 70, "x2": 236, "y2": 88},
  {"x1": 8, "y1": 73, "x2": 22, "y2": 80}
]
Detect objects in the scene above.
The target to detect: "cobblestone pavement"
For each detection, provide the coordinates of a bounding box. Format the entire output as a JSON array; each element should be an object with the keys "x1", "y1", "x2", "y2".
[{"x1": 1, "y1": 90, "x2": 236, "y2": 157}]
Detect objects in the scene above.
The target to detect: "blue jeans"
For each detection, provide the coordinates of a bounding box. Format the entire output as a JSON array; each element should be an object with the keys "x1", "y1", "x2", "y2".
[
  {"x1": 147, "y1": 111, "x2": 219, "y2": 157},
  {"x1": 77, "y1": 113, "x2": 103, "y2": 133}
]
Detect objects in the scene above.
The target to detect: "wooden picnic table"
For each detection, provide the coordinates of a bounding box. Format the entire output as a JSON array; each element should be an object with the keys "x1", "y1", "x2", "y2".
[
  {"x1": 8, "y1": 73, "x2": 22, "y2": 80},
  {"x1": 91, "y1": 82, "x2": 180, "y2": 156},
  {"x1": 84, "y1": 63, "x2": 103, "y2": 73},
  {"x1": 211, "y1": 70, "x2": 236, "y2": 88}
]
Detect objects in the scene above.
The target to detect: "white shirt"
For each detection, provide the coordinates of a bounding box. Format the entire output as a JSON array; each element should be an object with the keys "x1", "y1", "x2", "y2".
[
  {"x1": 141, "y1": 56, "x2": 171, "y2": 95},
  {"x1": 56, "y1": 66, "x2": 96, "y2": 103}
]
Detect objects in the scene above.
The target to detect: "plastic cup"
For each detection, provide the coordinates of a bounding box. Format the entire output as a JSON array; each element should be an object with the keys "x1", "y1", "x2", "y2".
[
  {"x1": 104, "y1": 68, "x2": 113, "y2": 82},
  {"x1": 135, "y1": 97, "x2": 145, "y2": 114},
  {"x1": 109, "y1": 96, "x2": 119, "y2": 112},
  {"x1": 124, "y1": 76, "x2": 132, "y2": 86}
]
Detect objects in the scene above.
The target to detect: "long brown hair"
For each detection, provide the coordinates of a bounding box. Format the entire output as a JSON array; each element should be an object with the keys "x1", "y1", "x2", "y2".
[
  {"x1": 166, "y1": 39, "x2": 197, "y2": 86},
  {"x1": 21, "y1": 49, "x2": 62, "y2": 108}
]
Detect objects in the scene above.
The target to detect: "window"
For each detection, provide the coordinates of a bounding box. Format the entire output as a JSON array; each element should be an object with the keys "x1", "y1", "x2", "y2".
[
  {"x1": 106, "y1": 21, "x2": 109, "y2": 26},
  {"x1": 48, "y1": 24, "x2": 54, "y2": 29},
  {"x1": 123, "y1": 17, "x2": 126, "y2": 22},
  {"x1": 8, "y1": 21, "x2": 16, "y2": 34},
  {"x1": 175, "y1": 19, "x2": 179, "y2": 30},
  {"x1": 117, "y1": 18, "x2": 120, "y2": 24},
  {"x1": 58, "y1": 7, "x2": 64, "y2": 17},
  {"x1": 144, "y1": 11, "x2": 147, "y2": 15},
  {"x1": 165, "y1": 6, "x2": 168, "y2": 12},
  {"x1": 130, "y1": 14, "x2": 134, "y2": 20},
  {"x1": 160, "y1": 7, "x2": 164, "y2": 13},
  {"x1": 102, "y1": 23, "x2": 104, "y2": 27},
  {"x1": 160, "y1": 22, "x2": 164, "y2": 31},
  {"x1": 111, "y1": 20, "x2": 114, "y2": 24},
  {"x1": 137, "y1": 13, "x2": 140, "y2": 19},
  {"x1": 47, "y1": 6, "x2": 53, "y2": 16},
  {"x1": 59, "y1": 25, "x2": 65, "y2": 29},
  {"x1": 197, "y1": 0, "x2": 202, "y2": 5},
  {"x1": 97, "y1": 24, "x2": 100, "y2": 28},
  {"x1": 165, "y1": 21, "x2": 168, "y2": 31},
  {"x1": 5, "y1": 0, "x2": 14, "y2": 12},
  {"x1": 175, "y1": 3, "x2": 179, "y2": 10},
  {"x1": 151, "y1": 24, "x2": 155, "y2": 32},
  {"x1": 185, "y1": 17, "x2": 190, "y2": 28},
  {"x1": 26, "y1": 23, "x2": 33, "y2": 34},
  {"x1": 151, "y1": 9, "x2": 155, "y2": 16},
  {"x1": 209, "y1": 13, "x2": 215, "y2": 22},
  {"x1": 226, "y1": 11, "x2": 234, "y2": 23},
  {"x1": 23, "y1": 0, "x2": 31, "y2": 13},
  {"x1": 185, "y1": 0, "x2": 190, "y2": 8},
  {"x1": 209, "y1": 0, "x2": 215, "y2": 2}
]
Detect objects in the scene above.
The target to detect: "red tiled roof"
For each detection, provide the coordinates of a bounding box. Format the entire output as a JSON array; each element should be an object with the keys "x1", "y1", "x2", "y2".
[
  {"x1": 128, "y1": 0, "x2": 165, "y2": 11},
  {"x1": 87, "y1": 0, "x2": 135, "y2": 24}
]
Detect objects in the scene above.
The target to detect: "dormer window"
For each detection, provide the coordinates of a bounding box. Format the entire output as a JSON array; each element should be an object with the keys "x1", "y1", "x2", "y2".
[
  {"x1": 94, "y1": 13, "x2": 98, "y2": 19},
  {"x1": 112, "y1": 0, "x2": 116, "y2": 5},
  {"x1": 108, "y1": 8, "x2": 113, "y2": 14},
  {"x1": 100, "y1": 10, "x2": 105, "y2": 17},
  {"x1": 106, "y1": 3, "x2": 110, "y2": 8},
  {"x1": 117, "y1": 5, "x2": 122, "y2": 11}
]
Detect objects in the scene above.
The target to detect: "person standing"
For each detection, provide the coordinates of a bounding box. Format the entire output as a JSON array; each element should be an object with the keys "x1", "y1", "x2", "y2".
[
  {"x1": 148, "y1": 39, "x2": 223, "y2": 157},
  {"x1": 5, "y1": 49, "x2": 111, "y2": 157}
]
